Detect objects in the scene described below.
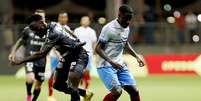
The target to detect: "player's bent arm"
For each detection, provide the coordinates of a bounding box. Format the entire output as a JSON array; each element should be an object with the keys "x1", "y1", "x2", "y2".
[
  {"x1": 125, "y1": 42, "x2": 139, "y2": 59},
  {"x1": 125, "y1": 42, "x2": 145, "y2": 67},
  {"x1": 95, "y1": 41, "x2": 122, "y2": 69},
  {"x1": 20, "y1": 44, "x2": 52, "y2": 64},
  {"x1": 95, "y1": 42, "x2": 113, "y2": 63}
]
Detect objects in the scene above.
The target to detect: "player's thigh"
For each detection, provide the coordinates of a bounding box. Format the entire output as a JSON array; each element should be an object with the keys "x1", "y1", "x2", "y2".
[
  {"x1": 118, "y1": 66, "x2": 136, "y2": 86},
  {"x1": 97, "y1": 66, "x2": 121, "y2": 91},
  {"x1": 70, "y1": 55, "x2": 88, "y2": 77},
  {"x1": 54, "y1": 61, "x2": 71, "y2": 83}
]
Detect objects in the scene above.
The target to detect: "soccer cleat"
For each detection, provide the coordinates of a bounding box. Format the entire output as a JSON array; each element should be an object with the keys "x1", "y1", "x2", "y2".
[
  {"x1": 26, "y1": 95, "x2": 32, "y2": 101},
  {"x1": 82, "y1": 90, "x2": 94, "y2": 101},
  {"x1": 47, "y1": 96, "x2": 57, "y2": 101}
]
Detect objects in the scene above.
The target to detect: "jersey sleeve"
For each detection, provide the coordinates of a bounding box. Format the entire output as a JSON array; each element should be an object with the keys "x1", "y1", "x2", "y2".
[
  {"x1": 46, "y1": 27, "x2": 82, "y2": 49},
  {"x1": 20, "y1": 27, "x2": 30, "y2": 40},
  {"x1": 98, "y1": 26, "x2": 110, "y2": 43}
]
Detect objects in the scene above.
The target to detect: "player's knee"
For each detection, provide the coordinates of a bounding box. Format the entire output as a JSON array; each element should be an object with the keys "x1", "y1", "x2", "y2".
[
  {"x1": 34, "y1": 80, "x2": 42, "y2": 89},
  {"x1": 111, "y1": 86, "x2": 122, "y2": 96},
  {"x1": 26, "y1": 73, "x2": 35, "y2": 83}
]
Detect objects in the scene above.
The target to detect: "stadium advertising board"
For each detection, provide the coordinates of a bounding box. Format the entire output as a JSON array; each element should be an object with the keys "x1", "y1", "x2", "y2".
[{"x1": 144, "y1": 54, "x2": 201, "y2": 75}]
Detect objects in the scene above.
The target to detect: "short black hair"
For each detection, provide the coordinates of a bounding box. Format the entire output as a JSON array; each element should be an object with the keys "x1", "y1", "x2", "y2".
[
  {"x1": 27, "y1": 14, "x2": 42, "y2": 24},
  {"x1": 119, "y1": 4, "x2": 133, "y2": 15}
]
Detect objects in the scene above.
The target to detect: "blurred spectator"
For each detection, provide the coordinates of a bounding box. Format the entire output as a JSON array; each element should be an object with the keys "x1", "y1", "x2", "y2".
[
  {"x1": 174, "y1": 11, "x2": 185, "y2": 44},
  {"x1": 185, "y1": 11, "x2": 198, "y2": 43},
  {"x1": 139, "y1": 5, "x2": 155, "y2": 44},
  {"x1": 0, "y1": 0, "x2": 13, "y2": 50},
  {"x1": 74, "y1": 16, "x2": 97, "y2": 89}
]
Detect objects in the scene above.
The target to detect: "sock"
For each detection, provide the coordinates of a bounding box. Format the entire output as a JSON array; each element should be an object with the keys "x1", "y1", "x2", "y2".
[
  {"x1": 130, "y1": 92, "x2": 141, "y2": 101},
  {"x1": 103, "y1": 93, "x2": 119, "y2": 101},
  {"x1": 71, "y1": 91, "x2": 80, "y2": 101},
  {"x1": 131, "y1": 96, "x2": 141, "y2": 101},
  {"x1": 78, "y1": 88, "x2": 86, "y2": 97},
  {"x1": 32, "y1": 89, "x2": 41, "y2": 101},
  {"x1": 26, "y1": 82, "x2": 33, "y2": 96},
  {"x1": 82, "y1": 70, "x2": 90, "y2": 89},
  {"x1": 48, "y1": 76, "x2": 54, "y2": 96}
]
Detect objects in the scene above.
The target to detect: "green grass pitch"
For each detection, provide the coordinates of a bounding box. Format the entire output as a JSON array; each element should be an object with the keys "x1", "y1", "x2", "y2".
[{"x1": 0, "y1": 75, "x2": 201, "y2": 101}]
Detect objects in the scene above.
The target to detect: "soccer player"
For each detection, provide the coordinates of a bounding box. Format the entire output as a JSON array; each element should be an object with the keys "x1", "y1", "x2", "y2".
[
  {"x1": 8, "y1": 13, "x2": 47, "y2": 101},
  {"x1": 55, "y1": 12, "x2": 94, "y2": 101},
  {"x1": 95, "y1": 5, "x2": 145, "y2": 101},
  {"x1": 74, "y1": 16, "x2": 97, "y2": 89},
  {"x1": 11, "y1": 14, "x2": 92, "y2": 101}
]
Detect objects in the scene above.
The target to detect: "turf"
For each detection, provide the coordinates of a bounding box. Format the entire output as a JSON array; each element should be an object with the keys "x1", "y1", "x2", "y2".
[{"x1": 0, "y1": 75, "x2": 201, "y2": 101}]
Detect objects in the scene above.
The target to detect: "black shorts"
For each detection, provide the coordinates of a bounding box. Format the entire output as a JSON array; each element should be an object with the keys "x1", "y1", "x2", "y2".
[
  {"x1": 25, "y1": 62, "x2": 46, "y2": 82},
  {"x1": 68, "y1": 51, "x2": 88, "y2": 76}
]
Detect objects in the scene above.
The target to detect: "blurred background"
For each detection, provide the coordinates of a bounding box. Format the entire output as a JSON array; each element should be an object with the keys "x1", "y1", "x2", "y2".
[
  {"x1": 0, "y1": 0, "x2": 201, "y2": 101},
  {"x1": 0, "y1": 0, "x2": 201, "y2": 74}
]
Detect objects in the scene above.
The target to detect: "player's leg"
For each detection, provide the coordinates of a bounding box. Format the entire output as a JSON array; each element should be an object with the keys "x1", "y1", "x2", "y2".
[
  {"x1": 97, "y1": 66, "x2": 122, "y2": 101},
  {"x1": 32, "y1": 80, "x2": 42, "y2": 101},
  {"x1": 68, "y1": 53, "x2": 88, "y2": 101},
  {"x1": 53, "y1": 61, "x2": 70, "y2": 93},
  {"x1": 48, "y1": 74, "x2": 53, "y2": 96},
  {"x1": 118, "y1": 66, "x2": 140, "y2": 101},
  {"x1": 32, "y1": 66, "x2": 45, "y2": 101},
  {"x1": 48, "y1": 53, "x2": 58, "y2": 101},
  {"x1": 81, "y1": 55, "x2": 93, "y2": 89},
  {"x1": 123, "y1": 85, "x2": 140, "y2": 101},
  {"x1": 25, "y1": 62, "x2": 35, "y2": 101}
]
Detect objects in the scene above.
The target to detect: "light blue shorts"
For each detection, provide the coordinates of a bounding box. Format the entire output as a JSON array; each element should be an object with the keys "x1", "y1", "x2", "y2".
[
  {"x1": 50, "y1": 55, "x2": 58, "y2": 72},
  {"x1": 97, "y1": 66, "x2": 136, "y2": 91},
  {"x1": 86, "y1": 55, "x2": 93, "y2": 70}
]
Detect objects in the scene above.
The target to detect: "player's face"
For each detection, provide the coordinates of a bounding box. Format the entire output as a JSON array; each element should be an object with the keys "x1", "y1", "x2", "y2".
[
  {"x1": 118, "y1": 12, "x2": 133, "y2": 28},
  {"x1": 58, "y1": 15, "x2": 68, "y2": 25},
  {"x1": 80, "y1": 17, "x2": 90, "y2": 27},
  {"x1": 30, "y1": 20, "x2": 46, "y2": 31}
]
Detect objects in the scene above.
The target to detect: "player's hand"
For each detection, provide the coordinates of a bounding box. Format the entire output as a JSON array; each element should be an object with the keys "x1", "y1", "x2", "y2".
[
  {"x1": 109, "y1": 61, "x2": 122, "y2": 69},
  {"x1": 10, "y1": 59, "x2": 23, "y2": 65},
  {"x1": 136, "y1": 58, "x2": 145, "y2": 67},
  {"x1": 8, "y1": 53, "x2": 15, "y2": 62}
]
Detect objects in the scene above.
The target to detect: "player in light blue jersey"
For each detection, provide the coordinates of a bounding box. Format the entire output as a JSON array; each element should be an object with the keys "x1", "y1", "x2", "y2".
[{"x1": 96, "y1": 5, "x2": 145, "y2": 101}]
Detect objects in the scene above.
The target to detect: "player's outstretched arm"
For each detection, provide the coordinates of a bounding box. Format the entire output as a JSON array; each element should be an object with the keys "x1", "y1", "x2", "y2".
[
  {"x1": 125, "y1": 42, "x2": 145, "y2": 67},
  {"x1": 95, "y1": 41, "x2": 122, "y2": 69},
  {"x1": 12, "y1": 44, "x2": 52, "y2": 65}
]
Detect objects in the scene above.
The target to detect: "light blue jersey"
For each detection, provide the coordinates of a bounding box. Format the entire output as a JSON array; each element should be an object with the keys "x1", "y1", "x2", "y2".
[
  {"x1": 97, "y1": 19, "x2": 129, "y2": 67},
  {"x1": 96, "y1": 19, "x2": 136, "y2": 91}
]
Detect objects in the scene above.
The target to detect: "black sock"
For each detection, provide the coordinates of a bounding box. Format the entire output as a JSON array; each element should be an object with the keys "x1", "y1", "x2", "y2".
[
  {"x1": 71, "y1": 91, "x2": 80, "y2": 101},
  {"x1": 78, "y1": 88, "x2": 86, "y2": 97},
  {"x1": 32, "y1": 89, "x2": 41, "y2": 101},
  {"x1": 26, "y1": 82, "x2": 33, "y2": 96}
]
